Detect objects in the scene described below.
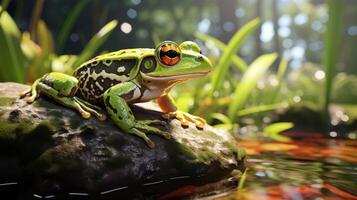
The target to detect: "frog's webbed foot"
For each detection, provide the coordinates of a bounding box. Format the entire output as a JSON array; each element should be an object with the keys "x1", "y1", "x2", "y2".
[
  {"x1": 129, "y1": 121, "x2": 170, "y2": 148},
  {"x1": 163, "y1": 111, "x2": 206, "y2": 129}
]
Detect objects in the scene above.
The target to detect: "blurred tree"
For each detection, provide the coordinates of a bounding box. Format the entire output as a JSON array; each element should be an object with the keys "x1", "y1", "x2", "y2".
[{"x1": 215, "y1": 0, "x2": 237, "y2": 43}]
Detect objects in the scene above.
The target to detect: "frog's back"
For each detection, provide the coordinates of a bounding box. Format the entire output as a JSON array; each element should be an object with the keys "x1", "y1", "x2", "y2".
[{"x1": 73, "y1": 48, "x2": 154, "y2": 104}]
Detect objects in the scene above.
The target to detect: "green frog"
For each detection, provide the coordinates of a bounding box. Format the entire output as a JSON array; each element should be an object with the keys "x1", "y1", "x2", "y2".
[{"x1": 20, "y1": 41, "x2": 212, "y2": 148}]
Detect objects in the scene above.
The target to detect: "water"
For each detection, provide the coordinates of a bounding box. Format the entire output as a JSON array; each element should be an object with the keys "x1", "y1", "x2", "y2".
[{"x1": 216, "y1": 132, "x2": 357, "y2": 200}]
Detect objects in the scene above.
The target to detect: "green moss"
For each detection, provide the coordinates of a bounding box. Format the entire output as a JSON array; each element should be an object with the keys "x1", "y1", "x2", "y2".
[
  {"x1": 0, "y1": 97, "x2": 15, "y2": 107},
  {"x1": 27, "y1": 148, "x2": 82, "y2": 175},
  {"x1": 0, "y1": 114, "x2": 36, "y2": 141}
]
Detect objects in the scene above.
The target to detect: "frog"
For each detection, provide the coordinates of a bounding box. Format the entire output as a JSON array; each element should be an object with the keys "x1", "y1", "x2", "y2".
[{"x1": 20, "y1": 41, "x2": 212, "y2": 148}]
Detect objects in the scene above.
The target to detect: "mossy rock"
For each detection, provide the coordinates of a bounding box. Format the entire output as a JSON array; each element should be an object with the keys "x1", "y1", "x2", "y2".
[{"x1": 0, "y1": 82, "x2": 245, "y2": 199}]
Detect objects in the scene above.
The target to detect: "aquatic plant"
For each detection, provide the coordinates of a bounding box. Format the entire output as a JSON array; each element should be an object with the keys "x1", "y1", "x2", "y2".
[
  {"x1": 323, "y1": 0, "x2": 344, "y2": 113},
  {"x1": 0, "y1": 2, "x2": 117, "y2": 83}
]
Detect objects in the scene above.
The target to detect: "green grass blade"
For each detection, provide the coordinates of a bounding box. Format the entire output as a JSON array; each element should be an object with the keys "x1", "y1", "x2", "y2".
[
  {"x1": 210, "y1": 113, "x2": 232, "y2": 125},
  {"x1": 209, "y1": 18, "x2": 260, "y2": 97},
  {"x1": 72, "y1": 20, "x2": 118, "y2": 69},
  {"x1": 237, "y1": 102, "x2": 287, "y2": 117},
  {"x1": 263, "y1": 122, "x2": 294, "y2": 142},
  {"x1": 323, "y1": 0, "x2": 343, "y2": 112},
  {"x1": 238, "y1": 168, "x2": 248, "y2": 190},
  {"x1": 195, "y1": 32, "x2": 248, "y2": 71},
  {"x1": 57, "y1": 0, "x2": 90, "y2": 52},
  {"x1": 0, "y1": 7, "x2": 25, "y2": 83},
  {"x1": 228, "y1": 53, "x2": 277, "y2": 120},
  {"x1": 270, "y1": 58, "x2": 288, "y2": 103},
  {"x1": 0, "y1": 0, "x2": 10, "y2": 16}
]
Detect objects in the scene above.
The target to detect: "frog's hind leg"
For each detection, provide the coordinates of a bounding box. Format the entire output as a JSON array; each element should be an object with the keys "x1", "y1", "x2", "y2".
[
  {"x1": 36, "y1": 82, "x2": 91, "y2": 119},
  {"x1": 20, "y1": 79, "x2": 40, "y2": 103},
  {"x1": 74, "y1": 97, "x2": 107, "y2": 121}
]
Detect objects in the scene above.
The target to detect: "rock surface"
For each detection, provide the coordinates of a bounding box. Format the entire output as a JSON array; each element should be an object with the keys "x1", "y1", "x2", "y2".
[{"x1": 0, "y1": 82, "x2": 245, "y2": 199}]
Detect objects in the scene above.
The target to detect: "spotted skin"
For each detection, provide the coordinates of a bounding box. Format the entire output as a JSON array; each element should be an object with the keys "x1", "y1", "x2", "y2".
[{"x1": 21, "y1": 41, "x2": 212, "y2": 148}]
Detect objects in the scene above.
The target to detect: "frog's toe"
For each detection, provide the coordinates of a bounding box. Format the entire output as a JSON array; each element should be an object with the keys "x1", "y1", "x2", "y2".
[
  {"x1": 26, "y1": 96, "x2": 36, "y2": 104},
  {"x1": 162, "y1": 112, "x2": 190, "y2": 127},
  {"x1": 80, "y1": 111, "x2": 91, "y2": 119},
  {"x1": 147, "y1": 140, "x2": 155, "y2": 148},
  {"x1": 135, "y1": 122, "x2": 171, "y2": 140},
  {"x1": 19, "y1": 90, "x2": 31, "y2": 98},
  {"x1": 130, "y1": 127, "x2": 156, "y2": 148},
  {"x1": 140, "y1": 119, "x2": 167, "y2": 126},
  {"x1": 162, "y1": 111, "x2": 206, "y2": 129},
  {"x1": 192, "y1": 117, "x2": 206, "y2": 129},
  {"x1": 98, "y1": 114, "x2": 107, "y2": 121}
]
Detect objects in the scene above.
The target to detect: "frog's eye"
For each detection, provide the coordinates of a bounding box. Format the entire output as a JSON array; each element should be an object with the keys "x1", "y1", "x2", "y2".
[{"x1": 157, "y1": 42, "x2": 181, "y2": 66}]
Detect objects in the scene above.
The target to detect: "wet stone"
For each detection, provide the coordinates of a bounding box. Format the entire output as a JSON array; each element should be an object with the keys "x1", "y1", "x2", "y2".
[{"x1": 0, "y1": 82, "x2": 246, "y2": 199}]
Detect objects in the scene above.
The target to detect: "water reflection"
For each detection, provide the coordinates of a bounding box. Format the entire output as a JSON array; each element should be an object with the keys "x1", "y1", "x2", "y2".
[{"x1": 217, "y1": 133, "x2": 357, "y2": 199}]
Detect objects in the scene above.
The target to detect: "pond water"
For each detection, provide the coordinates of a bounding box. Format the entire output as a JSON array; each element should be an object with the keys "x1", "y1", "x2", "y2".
[{"x1": 214, "y1": 132, "x2": 357, "y2": 200}]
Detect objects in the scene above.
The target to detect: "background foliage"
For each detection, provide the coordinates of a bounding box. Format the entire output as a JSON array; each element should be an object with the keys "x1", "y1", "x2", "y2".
[{"x1": 1, "y1": 0, "x2": 356, "y2": 139}]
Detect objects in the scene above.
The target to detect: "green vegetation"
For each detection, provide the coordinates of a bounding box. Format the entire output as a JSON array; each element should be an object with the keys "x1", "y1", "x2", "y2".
[
  {"x1": 0, "y1": 4, "x2": 117, "y2": 83},
  {"x1": 0, "y1": 0, "x2": 356, "y2": 141}
]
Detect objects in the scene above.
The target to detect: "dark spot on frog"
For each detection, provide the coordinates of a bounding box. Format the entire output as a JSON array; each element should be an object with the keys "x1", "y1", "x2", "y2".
[
  {"x1": 121, "y1": 89, "x2": 135, "y2": 101},
  {"x1": 8, "y1": 109, "x2": 22, "y2": 123},
  {"x1": 97, "y1": 77, "x2": 121, "y2": 94},
  {"x1": 140, "y1": 56, "x2": 157, "y2": 73},
  {"x1": 118, "y1": 116, "x2": 123, "y2": 120},
  {"x1": 118, "y1": 51, "x2": 126, "y2": 55},
  {"x1": 105, "y1": 96, "x2": 118, "y2": 114},
  {"x1": 105, "y1": 59, "x2": 137, "y2": 76},
  {"x1": 92, "y1": 60, "x2": 100, "y2": 66}
]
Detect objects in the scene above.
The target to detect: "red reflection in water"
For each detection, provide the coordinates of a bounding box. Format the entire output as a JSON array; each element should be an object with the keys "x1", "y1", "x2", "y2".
[{"x1": 217, "y1": 132, "x2": 357, "y2": 200}]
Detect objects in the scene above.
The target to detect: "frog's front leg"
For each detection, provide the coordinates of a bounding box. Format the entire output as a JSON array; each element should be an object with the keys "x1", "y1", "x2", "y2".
[
  {"x1": 104, "y1": 82, "x2": 170, "y2": 148},
  {"x1": 158, "y1": 94, "x2": 206, "y2": 129}
]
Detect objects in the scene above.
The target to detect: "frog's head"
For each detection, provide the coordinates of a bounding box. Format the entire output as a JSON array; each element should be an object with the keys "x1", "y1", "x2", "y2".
[{"x1": 141, "y1": 41, "x2": 212, "y2": 83}]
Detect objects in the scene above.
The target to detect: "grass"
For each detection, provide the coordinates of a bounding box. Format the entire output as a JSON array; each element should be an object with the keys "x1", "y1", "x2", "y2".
[
  {"x1": 323, "y1": 0, "x2": 343, "y2": 112},
  {"x1": 0, "y1": 6, "x2": 25, "y2": 83},
  {"x1": 228, "y1": 53, "x2": 277, "y2": 120},
  {"x1": 71, "y1": 20, "x2": 118, "y2": 69},
  {"x1": 57, "y1": 0, "x2": 90, "y2": 52},
  {"x1": 0, "y1": 4, "x2": 117, "y2": 83},
  {"x1": 209, "y1": 18, "x2": 260, "y2": 97}
]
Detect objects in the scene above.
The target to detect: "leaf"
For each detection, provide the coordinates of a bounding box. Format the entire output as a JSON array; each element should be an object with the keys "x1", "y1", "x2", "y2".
[
  {"x1": 323, "y1": 0, "x2": 343, "y2": 111},
  {"x1": 175, "y1": 93, "x2": 193, "y2": 112},
  {"x1": 57, "y1": 0, "x2": 90, "y2": 52},
  {"x1": 37, "y1": 20, "x2": 54, "y2": 55},
  {"x1": 195, "y1": 32, "x2": 248, "y2": 72},
  {"x1": 237, "y1": 102, "x2": 287, "y2": 117},
  {"x1": 0, "y1": 0, "x2": 10, "y2": 17},
  {"x1": 210, "y1": 113, "x2": 232, "y2": 125},
  {"x1": 0, "y1": 6, "x2": 25, "y2": 83},
  {"x1": 269, "y1": 58, "x2": 288, "y2": 103},
  {"x1": 238, "y1": 168, "x2": 248, "y2": 190},
  {"x1": 228, "y1": 53, "x2": 277, "y2": 119},
  {"x1": 263, "y1": 122, "x2": 294, "y2": 142},
  {"x1": 211, "y1": 113, "x2": 237, "y2": 130},
  {"x1": 72, "y1": 20, "x2": 118, "y2": 69},
  {"x1": 209, "y1": 18, "x2": 260, "y2": 97}
]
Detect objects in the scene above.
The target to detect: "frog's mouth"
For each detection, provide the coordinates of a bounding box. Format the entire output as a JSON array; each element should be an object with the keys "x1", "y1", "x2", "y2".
[{"x1": 141, "y1": 71, "x2": 209, "y2": 82}]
